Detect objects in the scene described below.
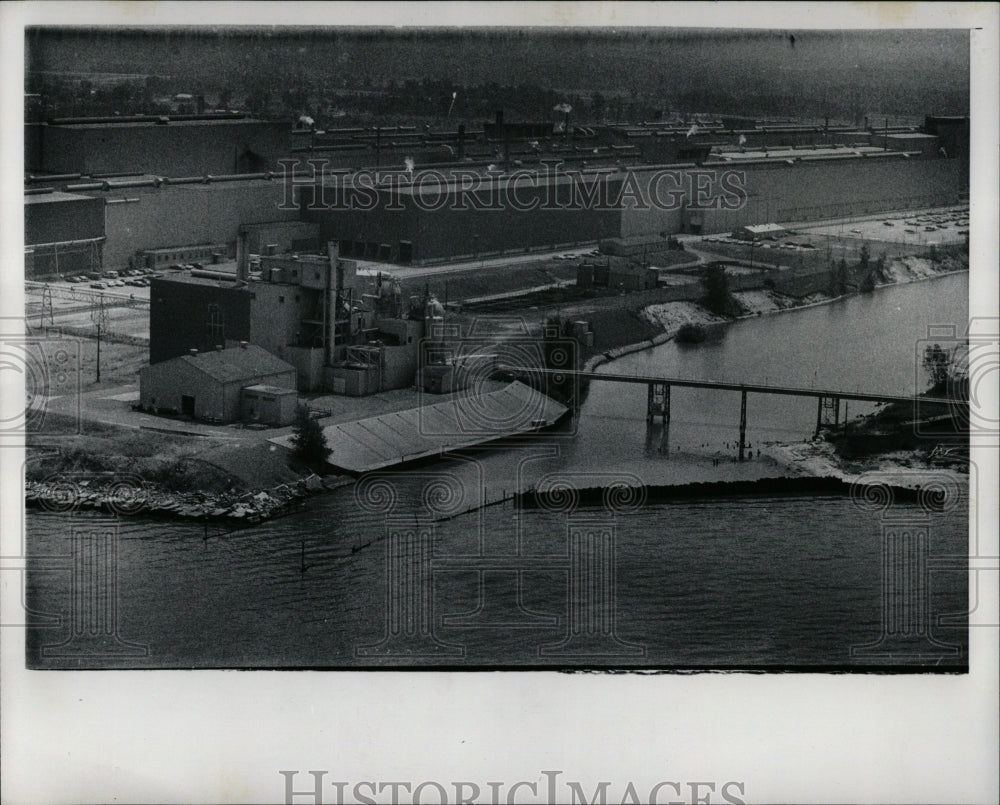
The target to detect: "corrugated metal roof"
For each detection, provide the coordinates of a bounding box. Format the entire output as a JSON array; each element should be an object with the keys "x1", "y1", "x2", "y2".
[{"x1": 269, "y1": 381, "x2": 567, "y2": 473}]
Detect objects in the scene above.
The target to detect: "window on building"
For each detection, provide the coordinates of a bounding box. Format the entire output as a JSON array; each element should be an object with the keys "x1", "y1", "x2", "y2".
[{"x1": 207, "y1": 303, "x2": 224, "y2": 342}]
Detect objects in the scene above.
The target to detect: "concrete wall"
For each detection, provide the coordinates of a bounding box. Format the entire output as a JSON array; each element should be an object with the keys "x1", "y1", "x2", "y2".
[
  {"x1": 29, "y1": 120, "x2": 291, "y2": 176},
  {"x1": 247, "y1": 281, "x2": 309, "y2": 360},
  {"x1": 100, "y1": 179, "x2": 297, "y2": 270},
  {"x1": 383, "y1": 345, "x2": 417, "y2": 390},
  {"x1": 285, "y1": 347, "x2": 326, "y2": 391}
]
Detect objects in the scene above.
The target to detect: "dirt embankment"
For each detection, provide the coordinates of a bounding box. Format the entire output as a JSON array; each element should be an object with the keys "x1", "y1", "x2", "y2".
[{"x1": 641, "y1": 251, "x2": 967, "y2": 342}]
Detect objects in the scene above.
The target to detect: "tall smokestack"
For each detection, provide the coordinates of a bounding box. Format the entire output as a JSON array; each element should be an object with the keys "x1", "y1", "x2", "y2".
[
  {"x1": 325, "y1": 241, "x2": 340, "y2": 366},
  {"x1": 236, "y1": 229, "x2": 250, "y2": 283}
]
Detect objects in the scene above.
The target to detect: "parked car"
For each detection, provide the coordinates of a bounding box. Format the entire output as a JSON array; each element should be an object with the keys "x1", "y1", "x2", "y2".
[{"x1": 89, "y1": 282, "x2": 106, "y2": 290}]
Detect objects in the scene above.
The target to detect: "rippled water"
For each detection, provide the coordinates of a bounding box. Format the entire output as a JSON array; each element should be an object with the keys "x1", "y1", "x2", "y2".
[{"x1": 25, "y1": 273, "x2": 970, "y2": 669}]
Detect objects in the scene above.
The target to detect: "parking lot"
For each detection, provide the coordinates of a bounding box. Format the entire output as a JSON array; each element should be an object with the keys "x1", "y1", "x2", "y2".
[
  {"x1": 797, "y1": 205, "x2": 968, "y2": 247},
  {"x1": 691, "y1": 205, "x2": 967, "y2": 273}
]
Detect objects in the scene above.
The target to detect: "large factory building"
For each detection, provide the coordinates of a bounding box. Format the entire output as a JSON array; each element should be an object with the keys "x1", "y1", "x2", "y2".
[
  {"x1": 26, "y1": 114, "x2": 292, "y2": 178},
  {"x1": 620, "y1": 150, "x2": 968, "y2": 240},
  {"x1": 299, "y1": 144, "x2": 967, "y2": 264},
  {"x1": 305, "y1": 169, "x2": 624, "y2": 264}
]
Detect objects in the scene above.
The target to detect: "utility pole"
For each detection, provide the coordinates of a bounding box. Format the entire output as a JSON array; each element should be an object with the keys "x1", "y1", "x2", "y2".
[{"x1": 90, "y1": 292, "x2": 108, "y2": 383}]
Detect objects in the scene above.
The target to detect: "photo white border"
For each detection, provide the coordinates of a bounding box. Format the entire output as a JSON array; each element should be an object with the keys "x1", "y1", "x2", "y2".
[{"x1": 2, "y1": 3, "x2": 997, "y2": 803}]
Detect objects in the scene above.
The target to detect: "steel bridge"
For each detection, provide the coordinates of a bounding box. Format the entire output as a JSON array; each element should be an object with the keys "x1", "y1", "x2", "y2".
[{"x1": 502, "y1": 366, "x2": 956, "y2": 461}]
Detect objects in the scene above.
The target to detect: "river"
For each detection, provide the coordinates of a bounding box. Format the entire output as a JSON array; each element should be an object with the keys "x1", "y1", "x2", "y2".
[{"x1": 25, "y1": 272, "x2": 970, "y2": 670}]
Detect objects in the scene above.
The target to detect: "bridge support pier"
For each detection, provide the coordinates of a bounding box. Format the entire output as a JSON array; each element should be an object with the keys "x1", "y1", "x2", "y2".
[
  {"x1": 738, "y1": 389, "x2": 747, "y2": 461},
  {"x1": 647, "y1": 382, "x2": 670, "y2": 427},
  {"x1": 815, "y1": 395, "x2": 841, "y2": 437}
]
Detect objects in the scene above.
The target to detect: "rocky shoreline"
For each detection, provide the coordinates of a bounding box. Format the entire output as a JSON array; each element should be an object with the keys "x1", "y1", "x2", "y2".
[{"x1": 25, "y1": 473, "x2": 353, "y2": 524}]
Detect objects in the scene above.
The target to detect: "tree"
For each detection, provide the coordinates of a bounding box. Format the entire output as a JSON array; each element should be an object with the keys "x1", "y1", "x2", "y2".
[
  {"x1": 829, "y1": 257, "x2": 850, "y2": 296},
  {"x1": 291, "y1": 405, "x2": 331, "y2": 469},
  {"x1": 702, "y1": 264, "x2": 733, "y2": 316},
  {"x1": 921, "y1": 343, "x2": 952, "y2": 390}
]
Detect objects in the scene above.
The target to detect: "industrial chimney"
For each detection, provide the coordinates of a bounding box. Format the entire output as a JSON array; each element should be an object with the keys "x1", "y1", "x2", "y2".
[
  {"x1": 324, "y1": 242, "x2": 340, "y2": 367},
  {"x1": 236, "y1": 228, "x2": 250, "y2": 283}
]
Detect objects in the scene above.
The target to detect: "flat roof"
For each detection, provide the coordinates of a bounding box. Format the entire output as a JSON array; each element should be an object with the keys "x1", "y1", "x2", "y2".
[
  {"x1": 715, "y1": 145, "x2": 885, "y2": 160},
  {"x1": 46, "y1": 118, "x2": 276, "y2": 129},
  {"x1": 153, "y1": 273, "x2": 245, "y2": 289},
  {"x1": 24, "y1": 190, "x2": 100, "y2": 205}
]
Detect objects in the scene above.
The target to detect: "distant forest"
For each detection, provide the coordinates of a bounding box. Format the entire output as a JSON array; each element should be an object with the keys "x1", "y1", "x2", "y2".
[{"x1": 25, "y1": 27, "x2": 969, "y2": 128}]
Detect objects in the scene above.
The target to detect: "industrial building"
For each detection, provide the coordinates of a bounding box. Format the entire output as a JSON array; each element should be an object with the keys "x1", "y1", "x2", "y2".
[
  {"x1": 83, "y1": 174, "x2": 298, "y2": 271},
  {"x1": 149, "y1": 242, "x2": 447, "y2": 396},
  {"x1": 138, "y1": 343, "x2": 297, "y2": 424},
  {"x1": 306, "y1": 168, "x2": 624, "y2": 264},
  {"x1": 24, "y1": 189, "x2": 106, "y2": 277},
  {"x1": 732, "y1": 223, "x2": 787, "y2": 241},
  {"x1": 21, "y1": 110, "x2": 969, "y2": 278},
  {"x1": 300, "y1": 144, "x2": 966, "y2": 264},
  {"x1": 25, "y1": 114, "x2": 292, "y2": 178}
]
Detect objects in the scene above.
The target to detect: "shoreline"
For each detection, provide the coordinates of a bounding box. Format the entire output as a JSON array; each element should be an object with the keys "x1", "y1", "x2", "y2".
[
  {"x1": 24, "y1": 263, "x2": 967, "y2": 523},
  {"x1": 583, "y1": 264, "x2": 968, "y2": 373}
]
